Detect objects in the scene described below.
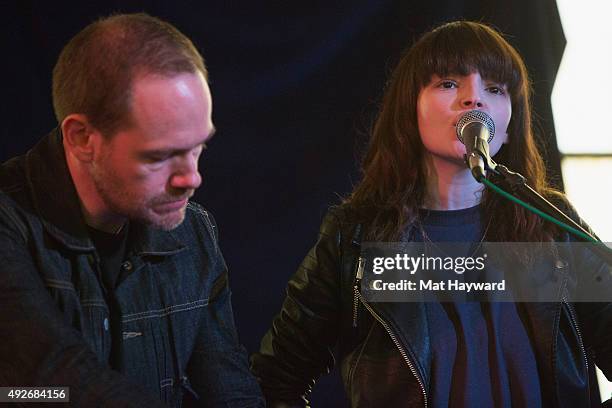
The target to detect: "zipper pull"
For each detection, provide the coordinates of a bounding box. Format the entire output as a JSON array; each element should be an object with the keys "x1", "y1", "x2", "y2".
[
  {"x1": 353, "y1": 256, "x2": 365, "y2": 328},
  {"x1": 356, "y1": 256, "x2": 365, "y2": 281}
]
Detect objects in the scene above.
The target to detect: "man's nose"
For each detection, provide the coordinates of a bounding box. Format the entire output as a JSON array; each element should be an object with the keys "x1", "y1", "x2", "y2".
[{"x1": 170, "y1": 158, "x2": 202, "y2": 190}]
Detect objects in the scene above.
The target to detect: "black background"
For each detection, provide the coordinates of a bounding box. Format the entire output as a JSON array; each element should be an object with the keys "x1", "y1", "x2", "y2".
[{"x1": 1, "y1": 1, "x2": 565, "y2": 405}]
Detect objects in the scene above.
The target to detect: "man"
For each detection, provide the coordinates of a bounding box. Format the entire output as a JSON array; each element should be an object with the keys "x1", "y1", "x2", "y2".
[{"x1": 0, "y1": 13, "x2": 264, "y2": 407}]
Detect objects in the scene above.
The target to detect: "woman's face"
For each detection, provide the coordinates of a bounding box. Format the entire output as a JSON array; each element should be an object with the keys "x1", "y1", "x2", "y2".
[{"x1": 416, "y1": 71, "x2": 511, "y2": 168}]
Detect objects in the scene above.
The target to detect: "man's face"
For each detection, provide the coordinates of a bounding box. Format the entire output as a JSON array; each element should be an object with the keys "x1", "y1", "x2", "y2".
[{"x1": 90, "y1": 71, "x2": 214, "y2": 230}]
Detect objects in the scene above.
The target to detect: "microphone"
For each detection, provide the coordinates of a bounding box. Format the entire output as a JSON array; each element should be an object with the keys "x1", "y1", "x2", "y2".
[{"x1": 455, "y1": 110, "x2": 496, "y2": 181}]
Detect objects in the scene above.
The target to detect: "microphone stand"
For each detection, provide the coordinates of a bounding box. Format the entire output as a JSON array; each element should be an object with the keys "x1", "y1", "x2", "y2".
[
  {"x1": 473, "y1": 154, "x2": 612, "y2": 265},
  {"x1": 494, "y1": 164, "x2": 597, "y2": 241}
]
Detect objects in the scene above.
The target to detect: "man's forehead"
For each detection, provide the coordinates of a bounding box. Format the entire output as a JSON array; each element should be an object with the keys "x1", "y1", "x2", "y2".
[{"x1": 119, "y1": 72, "x2": 213, "y2": 145}]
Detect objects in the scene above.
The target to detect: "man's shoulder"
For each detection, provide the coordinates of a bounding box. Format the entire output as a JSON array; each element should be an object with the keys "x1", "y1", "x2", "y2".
[
  {"x1": 177, "y1": 201, "x2": 220, "y2": 246},
  {"x1": 0, "y1": 152, "x2": 28, "y2": 199},
  {"x1": 0, "y1": 129, "x2": 59, "y2": 211},
  {"x1": 169, "y1": 202, "x2": 226, "y2": 273},
  {"x1": 0, "y1": 191, "x2": 30, "y2": 243},
  {"x1": 185, "y1": 201, "x2": 215, "y2": 224},
  {"x1": 0, "y1": 190, "x2": 20, "y2": 215},
  {"x1": 0, "y1": 158, "x2": 37, "y2": 241}
]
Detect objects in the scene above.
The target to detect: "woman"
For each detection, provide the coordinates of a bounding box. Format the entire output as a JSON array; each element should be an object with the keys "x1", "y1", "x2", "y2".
[{"x1": 251, "y1": 21, "x2": 611, "y2": 407}]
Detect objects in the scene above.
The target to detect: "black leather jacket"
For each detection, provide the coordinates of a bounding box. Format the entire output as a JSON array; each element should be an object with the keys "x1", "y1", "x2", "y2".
[{"x1": 252, "y1": 206, "x2": 612, "y2": 407}]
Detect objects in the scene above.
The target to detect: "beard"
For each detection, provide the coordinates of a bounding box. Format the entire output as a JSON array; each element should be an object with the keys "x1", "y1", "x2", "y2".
[{"x1": 90, "y1": 159, "x2": 191, "y2": 231}]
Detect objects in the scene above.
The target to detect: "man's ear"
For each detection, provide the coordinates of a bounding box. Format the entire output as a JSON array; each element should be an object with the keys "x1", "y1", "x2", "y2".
[{"x1": 61, "y1": 114, "x2": 100, "y2": 162}]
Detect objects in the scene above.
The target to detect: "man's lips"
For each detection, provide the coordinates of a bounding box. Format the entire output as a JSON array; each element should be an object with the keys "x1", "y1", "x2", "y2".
[{"x1": 154, "y1": 197, "x2": 188, "y2": 212}]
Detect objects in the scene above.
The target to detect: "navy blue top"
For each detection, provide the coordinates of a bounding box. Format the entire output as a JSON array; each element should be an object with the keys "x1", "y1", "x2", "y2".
[{"x1": 415, "y1": 205, "x2": 542, "y2": 407}]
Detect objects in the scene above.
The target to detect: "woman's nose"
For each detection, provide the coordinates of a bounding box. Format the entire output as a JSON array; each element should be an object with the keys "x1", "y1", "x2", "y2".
[
  {"x1": 461, "y1": 95, "x2": 484, "y2": 108},
  {"x1": 461, "y1": 80, "x2": 485, "y2": 109}
]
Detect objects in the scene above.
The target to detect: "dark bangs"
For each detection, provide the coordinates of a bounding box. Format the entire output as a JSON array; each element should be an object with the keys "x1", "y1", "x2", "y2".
[{"x1": 411, "y1": 21, "x2": 523, "y2": 95}]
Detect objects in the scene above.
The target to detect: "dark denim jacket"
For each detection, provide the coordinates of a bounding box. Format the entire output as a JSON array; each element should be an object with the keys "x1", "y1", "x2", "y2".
[{"x1": 0, "y1": 129, "x2": 265, "y2": 407}]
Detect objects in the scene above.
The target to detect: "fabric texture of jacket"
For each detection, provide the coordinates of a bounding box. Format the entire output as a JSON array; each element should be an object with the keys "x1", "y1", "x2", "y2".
[
  {"x1": 251, "y1": 205, "x2": 612, "y2": 407},
  {"x1": 0, "y1": 129, "x2": 265, "y2": 407}
]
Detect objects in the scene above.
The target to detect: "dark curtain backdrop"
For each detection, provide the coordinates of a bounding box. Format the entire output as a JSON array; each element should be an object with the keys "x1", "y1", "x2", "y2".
[{"x1": 2, "y1": 1, "x2": 564, "y2": 405}]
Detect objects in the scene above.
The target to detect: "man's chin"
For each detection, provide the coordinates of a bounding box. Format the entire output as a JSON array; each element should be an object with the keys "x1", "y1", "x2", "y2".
[{"x1": 144, "y1": 208, "x2": 187, "y2": 231}]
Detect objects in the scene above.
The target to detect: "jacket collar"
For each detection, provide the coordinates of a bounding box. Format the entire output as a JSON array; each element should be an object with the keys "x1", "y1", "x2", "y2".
[
  {"x1": 129, "y1": 220, "x2": 186, "y2": 257},
  {"x1": 25, "y1": 129, "x2": 185, "y2": 256}
]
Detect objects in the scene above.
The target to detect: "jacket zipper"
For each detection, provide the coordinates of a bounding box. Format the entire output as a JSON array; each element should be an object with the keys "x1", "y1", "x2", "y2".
[
  {"x1": 352, "y1": 256, "x2": 364, "y2": 328},
  {"x1": 352, "y1": 256, "x2": 428, "y2": 407},
  {"x1": 558, "y1": 256, "x2": 589, "y2": 376},
  {"x1": 562, "y1": 297, "x2": 589, "y2": 374}
]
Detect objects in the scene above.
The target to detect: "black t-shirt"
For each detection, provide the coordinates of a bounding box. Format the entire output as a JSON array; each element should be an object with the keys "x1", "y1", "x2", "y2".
[
  {"x1": 87, "y1": 224, "x2": 130, "y2": 291},
  {"x1": 87, "y1": 223, "x2": 130, "y2": 369}
]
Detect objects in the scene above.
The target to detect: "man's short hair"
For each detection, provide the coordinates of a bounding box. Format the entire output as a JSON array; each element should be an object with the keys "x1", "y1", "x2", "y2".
[{"x1": 52, "y1": 13, "x2": 208, "y2": 137}]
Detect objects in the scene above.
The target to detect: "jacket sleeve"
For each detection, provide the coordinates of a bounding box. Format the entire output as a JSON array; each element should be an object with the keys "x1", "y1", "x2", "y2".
[
  {"x1": 574, "y1": 250, "x2": 612, "y2": 407},
  {"x1": 559, "y1": 200, "x2": 612, "y2": 396},
  {"x1": 0, "y1": 201, "x2": 165, "y2": 407},
  {"x1": 251, "y1": 209, "x2": 346, "y2": 407},
  {"x1": 574, "y1": 250, "x2": 612, "y2": 383},
  {"x1": 184, "y1": 207, "x2": 265, "y2": 408}
]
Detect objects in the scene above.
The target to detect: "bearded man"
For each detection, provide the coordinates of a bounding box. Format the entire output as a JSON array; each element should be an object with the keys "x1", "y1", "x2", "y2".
[{"x1": 0, "y1": 13, "x2": 263, "y2": 407}]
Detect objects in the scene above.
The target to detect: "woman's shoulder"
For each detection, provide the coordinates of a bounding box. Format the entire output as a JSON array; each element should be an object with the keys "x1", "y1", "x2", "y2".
[
  {"x1": 317, "y1": 203, "x2": 370, "y2": 248},
  {"x1": 544, "y1": 190, "x2": 599, "y2": 241},
  {"x1": 324, "y1": 202, "x2": 374, "y2": 229}
]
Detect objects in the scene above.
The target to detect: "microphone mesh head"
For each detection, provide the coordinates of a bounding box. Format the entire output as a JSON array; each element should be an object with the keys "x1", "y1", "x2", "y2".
[{"x1": 455, "y1": 110, "x2": 495, "y2": 143}]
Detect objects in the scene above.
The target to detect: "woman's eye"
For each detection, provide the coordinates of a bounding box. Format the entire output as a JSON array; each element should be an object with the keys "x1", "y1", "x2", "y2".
[
  {"x1": 439, "y1": 80, "x2": 457, "y2": 89},
  {"x1": 487, "y1": 85, "x2": 505, "y2": 95}
]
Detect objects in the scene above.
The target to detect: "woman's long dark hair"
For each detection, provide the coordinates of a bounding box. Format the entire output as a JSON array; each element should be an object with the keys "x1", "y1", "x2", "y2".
[{"x1": 345, "y1": 21, "x2": 562, "y2": 242}]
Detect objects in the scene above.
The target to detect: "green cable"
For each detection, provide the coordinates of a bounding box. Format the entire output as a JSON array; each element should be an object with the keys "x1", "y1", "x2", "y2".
[{"x1": 479, "y1": 177, "x2": 597, "y2": 243}]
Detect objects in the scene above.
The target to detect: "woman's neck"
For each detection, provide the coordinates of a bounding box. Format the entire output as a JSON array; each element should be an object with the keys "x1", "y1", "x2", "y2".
[{"x1": 422, "y1": 155, "x2": 484, "y2": 210}]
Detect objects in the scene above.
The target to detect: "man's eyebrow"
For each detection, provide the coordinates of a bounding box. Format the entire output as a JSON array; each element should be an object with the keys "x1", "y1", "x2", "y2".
[{"x1": 141, "y1": 129, "x2": 216, "y2": 157}]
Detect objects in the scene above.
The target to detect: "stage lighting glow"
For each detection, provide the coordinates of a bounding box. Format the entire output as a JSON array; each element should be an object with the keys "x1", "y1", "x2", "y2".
[
  {"x1": 561, "y1": 157, "x2": 612, "y2": 241},
  {"x1": 553, "y1": 0, "x2": 612, "y2": 241},
  {"x1": 553, "y1": 1, "x2": 612, "y2": 154}
]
